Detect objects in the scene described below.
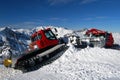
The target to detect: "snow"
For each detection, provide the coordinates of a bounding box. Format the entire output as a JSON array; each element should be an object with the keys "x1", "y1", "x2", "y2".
[
  {"x1": 0, "y1": 26, "x2": 120, "y2": 80},
  {"x1": 112, "y1": 33, "x2": 120, "y2": 45},
  {"x1": 7, "y1": 45, "x2": 120, "y2": 80}
]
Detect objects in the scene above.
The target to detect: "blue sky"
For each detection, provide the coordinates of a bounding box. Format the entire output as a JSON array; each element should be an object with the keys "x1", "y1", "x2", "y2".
[{"x1": 0, "y1": 0, "x2": 120, "y2": 32}]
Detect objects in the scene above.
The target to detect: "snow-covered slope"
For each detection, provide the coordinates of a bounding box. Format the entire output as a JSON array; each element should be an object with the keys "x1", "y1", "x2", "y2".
[
  {"x1": 8, "y1": 45, "x2": 120, "y2": 80},
  {"x1": 0, "y1": 27, "x2": 120, "y2": 80},
  {"x1": 112, "y1": 33, "x2": 120, "y2": 45}
]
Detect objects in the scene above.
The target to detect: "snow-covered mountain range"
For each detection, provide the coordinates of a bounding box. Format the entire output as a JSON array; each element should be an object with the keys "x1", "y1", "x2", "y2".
[
  {"x1": 0, "y1": 26, "x2": 120, "y2": 80},
  {"x1": 0, "y1": 27, "x2": 31, "y2": 53}
]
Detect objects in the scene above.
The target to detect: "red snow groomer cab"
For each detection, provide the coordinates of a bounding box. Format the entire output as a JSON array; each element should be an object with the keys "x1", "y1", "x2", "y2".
[
  {"x1": 29, "y1": 28, "x2": 59, "y2": 50},
  {"x1": 85, "y1": 28, "x2": 114, "y2": 47}
]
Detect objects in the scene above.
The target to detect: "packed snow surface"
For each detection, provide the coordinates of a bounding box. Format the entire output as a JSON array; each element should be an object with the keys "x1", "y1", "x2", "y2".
[
  {"x1": 7, "y1": 45, "x2": 120, "y2": 80},
  {"x1": 0, "y1": 26, "x2": 120, "y2": 80}
]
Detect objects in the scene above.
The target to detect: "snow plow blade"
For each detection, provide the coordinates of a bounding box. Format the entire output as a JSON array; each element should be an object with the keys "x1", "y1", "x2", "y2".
[{"x1": 14, "y1": 44, "x2": 66, "y2": 70}]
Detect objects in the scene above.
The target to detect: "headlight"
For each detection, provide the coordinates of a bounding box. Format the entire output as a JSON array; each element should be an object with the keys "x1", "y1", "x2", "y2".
[{"x1": 34, "y1": 45, "x2": 39, "y2": 49}]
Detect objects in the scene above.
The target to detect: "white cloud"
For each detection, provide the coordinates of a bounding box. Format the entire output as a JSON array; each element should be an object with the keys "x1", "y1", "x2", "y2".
[
  {"x1": 9, "y1": 21, "x2": 41, "y2": 29},
  {"x1": 83, "y1": 16, "x2": 107, "y2": 20},
  {"x1": 47, "y1": 0, "x2": 99, "y2": 6},
  {"x1": 49, "y1": 17, "x2": 67, "y2": 21},
  {"x1": 50, "y1": 17, "x2": 60, "y2": 20},
  {"x1": 80, "y1": 0, "x2": 98, "y2": 4},
  {"x1": 48, "y1": 0, "x2": 74, "y2": 5},
  {"x1": 23, "y1": 22, "x2": 36, "y2": 25},
  {"x1": 84, "y1": 17, "x2": 93, "y2": 20},
  {"x1": 96, "y1": 16, "x2": 106, "y2": 19}
]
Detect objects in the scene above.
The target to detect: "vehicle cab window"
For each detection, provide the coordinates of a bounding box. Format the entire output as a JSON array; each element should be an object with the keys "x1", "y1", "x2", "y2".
[
  {"x1": 31, "y1": 34, "x2": 42, "y2": 42},
  {"x1": 45, "y1": 30, "x2": 56, "y2": 40}
]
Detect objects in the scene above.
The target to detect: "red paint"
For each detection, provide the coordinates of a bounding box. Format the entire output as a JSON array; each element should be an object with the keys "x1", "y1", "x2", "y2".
[{"x1": 30, "y1": 28, "x2": 59, "y2": 50}]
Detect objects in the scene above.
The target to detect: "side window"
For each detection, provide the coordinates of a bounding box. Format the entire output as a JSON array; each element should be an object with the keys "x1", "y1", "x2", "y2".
[
  {"x1": 37, "y1": 34, "x2": 42, "y2": 39},
  {"x1": 31, "y1": 34, "x2": 42, "y2": 42}
]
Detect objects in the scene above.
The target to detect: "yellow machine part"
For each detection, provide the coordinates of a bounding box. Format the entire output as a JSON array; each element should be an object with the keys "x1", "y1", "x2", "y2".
[{"x1": 3, "y1": 59, "x2": 12, "y2": 67}]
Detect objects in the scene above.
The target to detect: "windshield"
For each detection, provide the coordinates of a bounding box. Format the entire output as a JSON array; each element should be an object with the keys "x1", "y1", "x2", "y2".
[{"x1": 45, "y1": 30, "x2": 57, "y2": 40}]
